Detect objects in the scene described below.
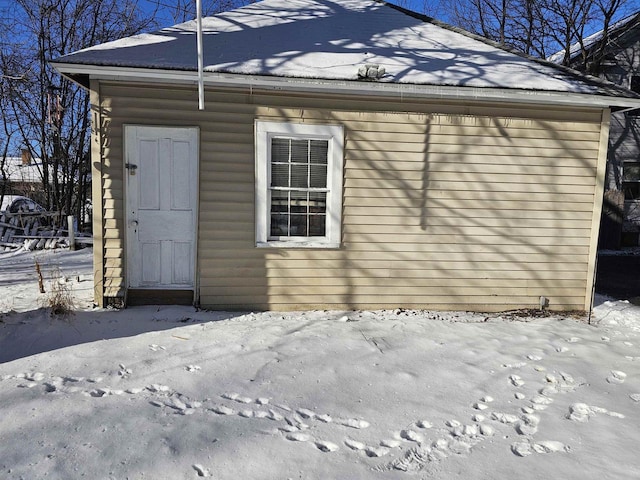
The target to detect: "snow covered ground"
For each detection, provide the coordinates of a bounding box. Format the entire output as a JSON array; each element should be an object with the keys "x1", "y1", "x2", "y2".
[{"x1": 0, "y1": 248, "x2": 639, "y2": 479}]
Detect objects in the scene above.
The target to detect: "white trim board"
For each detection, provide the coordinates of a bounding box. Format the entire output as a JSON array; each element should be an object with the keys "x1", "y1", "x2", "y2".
[{"x1": 51, "y1": 62, "x2": 640, "y2": 111}]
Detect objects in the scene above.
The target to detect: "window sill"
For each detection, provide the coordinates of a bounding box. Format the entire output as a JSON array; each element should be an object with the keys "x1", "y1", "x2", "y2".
[{"x1": 256, "y1": 241, "x2": 341, "y2": 249}]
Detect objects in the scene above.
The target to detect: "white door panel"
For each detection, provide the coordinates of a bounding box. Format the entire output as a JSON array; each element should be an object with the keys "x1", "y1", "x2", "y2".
[{"x1": 126, "y1": 126, "x2": 198, "y2": 289}]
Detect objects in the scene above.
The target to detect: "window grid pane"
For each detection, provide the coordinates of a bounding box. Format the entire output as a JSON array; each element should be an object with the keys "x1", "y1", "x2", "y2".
[
  {"x1": 623, "y1": 163, "x2": 640, "y2": 182},
  {"x1": 623, "y1": 161, "x2": 640, "y2": 200},
  {"x1": 269, "y1": 137, "x2": 328, "y2": 238}
]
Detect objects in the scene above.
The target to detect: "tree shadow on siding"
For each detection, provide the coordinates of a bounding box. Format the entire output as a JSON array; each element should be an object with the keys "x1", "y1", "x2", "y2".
[
  {"x1": 414, "y1": 113, "x2": 600, "y2": 311},
  {"x1": 257, "y1": 101, "x2": 602, "y2": 312}
]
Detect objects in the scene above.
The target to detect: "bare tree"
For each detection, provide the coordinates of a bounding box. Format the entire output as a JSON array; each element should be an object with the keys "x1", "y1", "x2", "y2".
[
  {"x1": 509, "y1": 0, "x2": 549, "y2": 56},
  {"x1": 390, "y1": 0, "x2": 450, "y2": 18},
  {"x1": 543, "y1": 0, "x2": 595, "y2": 65},
  {"x1": 145, "y1": 0, "x2": 254, "y2": 24},
  {"x1": 443, "y1": 0, "x2": 514, "y2": 45},
  {"x1": 584, "y1": 0, "x2": 628, "y2": 74},
  {"x1": 440, "y1": 0, "x2": 630, "y2": 66},
  {"x1": 0, "y1": 1, "x2": 156, "y2": 225}
]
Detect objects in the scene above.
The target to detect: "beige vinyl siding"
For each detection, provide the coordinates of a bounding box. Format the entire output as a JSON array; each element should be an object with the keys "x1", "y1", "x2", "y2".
[{"x1": 93, "y1": 82, "x2": 605, "y2": 311}]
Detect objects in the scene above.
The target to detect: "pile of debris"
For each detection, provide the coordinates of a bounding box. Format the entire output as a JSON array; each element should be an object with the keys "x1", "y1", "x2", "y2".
[{"x1": 0, "y1": 211, "x2": 79, "y2": 252}]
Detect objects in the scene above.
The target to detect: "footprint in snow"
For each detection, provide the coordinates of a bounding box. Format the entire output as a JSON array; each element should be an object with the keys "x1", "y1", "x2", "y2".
[
  {"x1": 192, "y1": 464, "x2": 210, "y2": 477},
  {"x1": 400, "y1": 429, "x2": 424, "y2": 443},
  {"x1": 529, "y1": 395, "x2": 553, "y2": 411},
  {"x1": 415, "y1": 420, "x2": 433, "y2": 429},
  {"x1": 89, "y1": 388, "x2": 125, "y2": 397},
  {"x1": 516, "y1": 414, "x2": 540, "y2": 435},
  {"x1": 118, "y1": 364, "x2": 132, "y2": 378},
  {"x1": 336, "y1": 418, "x2": 369, "y2": 429},
  {"x1": 511, "y1": 440, "x2": 570, "y2": 457},
  {"x1": 381, "y1": 438, "x2": 402, "y2": 448},
  {"x1": 491, "y1": 412, "x2": 519, "y2": 425},
  {"x1": 315, "y1": 441, "x2": 339, "y2": 452},
  {"x1": 366, "y1": 446, "x2": 390, "y2": 457},
  {"x1": 147, "y1": 384, "x2": 171, "y2": 393},
  {"x1": 297, "y1": 408, "x2": 317, "y2": 419},
  {"x1": 221, "y1": 392, "x2": 253, "y2": 403},
  {"x1": 279, "y1": 425, "x2": 299, "y2": 433},
  {"x1": 385, "y1": 425, "x2": 489, "y2": 473},
  {"x1": 606, "y1": 370, "x2": 627, "y2": 384},
  {"x1": 502, "y1": 362, "x2": 528, "y2": 369},
  {"x1": 267, "y1": 409, "x2": 284, "y2": 421},
  {"x1": 345, "y1": 438, "x2": 366, "y2": 451},
  {"x1": 567, "y1": 403, "x2": 625, "y2": 422},
  {"x1": 286, "y1": 432, "x2": 311, "y2": 442},
  {"x1": 210, "y1": 405, "x2": 235, "y2": 416},
  {"x1": 285, "y1": 415, "x2": 309, "y2": 430}
]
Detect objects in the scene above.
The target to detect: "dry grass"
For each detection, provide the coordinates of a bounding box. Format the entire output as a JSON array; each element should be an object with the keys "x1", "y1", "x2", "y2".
[{"x1": 39, "y1": 263, "x2": 75, "y2": 317}]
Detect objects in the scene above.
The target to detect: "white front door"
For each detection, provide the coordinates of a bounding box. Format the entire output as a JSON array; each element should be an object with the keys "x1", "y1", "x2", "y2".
[{"x1": 125, "y1": 126, "x2": 198, "y2": 289}]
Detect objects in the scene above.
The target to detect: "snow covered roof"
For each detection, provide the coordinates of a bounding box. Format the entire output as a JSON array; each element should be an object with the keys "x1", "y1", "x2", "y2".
[
  {"x1": 52, "y1": 0, "x2": 640, "y2": 107},
  {"x1": 548, "y1": 12, "x2": 640, "y2": 65},
  {"x1": 2, "y1": 157, "x2": 43, "y2": 184}
]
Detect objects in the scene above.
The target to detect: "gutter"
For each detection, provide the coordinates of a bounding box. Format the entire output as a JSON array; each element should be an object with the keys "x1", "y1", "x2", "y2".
[{"x1": 50, "y1": 61, "x2": 640, "y2": 111}]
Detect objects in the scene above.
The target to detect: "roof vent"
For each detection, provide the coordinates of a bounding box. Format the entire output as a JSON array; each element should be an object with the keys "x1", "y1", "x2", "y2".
[{"x1": 358, "y1": 63, "x2": 386, "y2": 80}]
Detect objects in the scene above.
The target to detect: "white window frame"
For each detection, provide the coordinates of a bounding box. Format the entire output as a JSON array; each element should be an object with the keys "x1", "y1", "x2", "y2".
[{"x1": 255, "y1": 120, "x2": 344, "y2": 248}]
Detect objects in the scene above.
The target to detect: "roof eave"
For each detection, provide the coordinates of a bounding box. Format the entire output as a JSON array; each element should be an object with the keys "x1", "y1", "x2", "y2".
[{"x1": 51, "y1": 61, "x2": 640, "y2": 111}]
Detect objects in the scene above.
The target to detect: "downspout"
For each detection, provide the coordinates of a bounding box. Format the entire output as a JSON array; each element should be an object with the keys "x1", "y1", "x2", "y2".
[
  {"x1": 586, "y1": 108, "x2": 611, "y2": 320},
  {"x1": 589, "y1": 251, "x2": 599, "y2": 325},
  {"x1": 196, "y1": 0, "x2": 205, "y2": 111}
]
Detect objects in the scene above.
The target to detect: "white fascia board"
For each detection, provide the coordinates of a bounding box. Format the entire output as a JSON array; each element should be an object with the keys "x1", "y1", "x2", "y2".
[{"x1": 51, "y1": 61, "x2": 640, "y2": 110}]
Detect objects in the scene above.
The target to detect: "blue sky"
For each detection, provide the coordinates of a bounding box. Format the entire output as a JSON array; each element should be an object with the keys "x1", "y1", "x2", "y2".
[
  {"x1": 139, "y1": 0, "x2": 640, "y2": 38},
  {"x1": 1, "y1": 0, "x2": 640, "y2": 40}
]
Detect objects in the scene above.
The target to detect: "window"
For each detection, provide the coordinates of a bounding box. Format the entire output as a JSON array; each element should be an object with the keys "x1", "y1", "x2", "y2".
[
  {"x1": 627, "y1": 76, "x2": 640, "y2": 117},
  {"x1": 255, "y1": 121, "x2": 344, "y2": 247},
  {"x1": 623, "y1": 161, "x2": 640, "y2": 200}
]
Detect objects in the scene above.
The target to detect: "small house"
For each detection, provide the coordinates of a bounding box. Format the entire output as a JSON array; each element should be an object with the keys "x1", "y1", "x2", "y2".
[
  {"x1": 550, "y1": 12, "x2": 640, "y2": 249},
  {"x1": 1, "y1": 150, "x2": 45, "y2": 200},
  {"x1": 52, "y1": 0, "x2": 640, "y2": 311}
]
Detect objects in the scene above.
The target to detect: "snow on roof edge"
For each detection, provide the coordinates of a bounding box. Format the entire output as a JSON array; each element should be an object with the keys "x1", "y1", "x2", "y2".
[{"x1": 548, "y1": 11, "x2": 640, "y2": 65}]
